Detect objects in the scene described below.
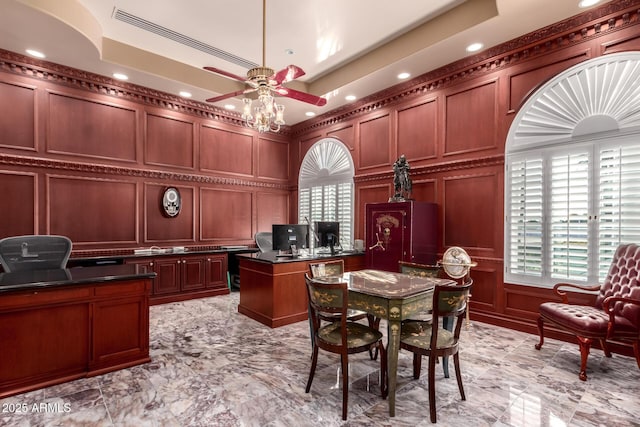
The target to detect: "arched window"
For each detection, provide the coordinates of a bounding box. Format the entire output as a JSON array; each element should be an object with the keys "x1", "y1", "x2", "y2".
[
  {"x1": 505, "y1": 52, "x2": 640, "y2": 287},
  {"x1": 298, "y1": 138, "x2": 355, "y2": 249}
]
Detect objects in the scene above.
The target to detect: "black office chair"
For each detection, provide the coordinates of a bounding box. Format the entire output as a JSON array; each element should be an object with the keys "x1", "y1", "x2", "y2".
[
  {"x1": 0, "y1": 235, "x2": 72, "y2": 272},
  {"x1": 255, "y1": 232, "x2": 273, "y2": 253}
]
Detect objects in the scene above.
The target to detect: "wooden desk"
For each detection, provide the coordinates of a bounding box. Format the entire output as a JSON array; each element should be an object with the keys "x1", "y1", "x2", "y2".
[
  {"x1": 237, "y1": 252, "x2": 365, "y2": 327},
  {"x1": 0, "y1": 265, "x2": 154, "y2": 398},
  {"x1": 343, "y1": 269, "x2": 455, "y2": 417}
]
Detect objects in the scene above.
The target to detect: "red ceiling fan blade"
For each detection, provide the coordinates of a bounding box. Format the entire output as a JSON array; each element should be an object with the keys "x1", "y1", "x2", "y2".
[
  {"x1": 272, "y1": 65, "x2": 306, "y2": 84},
  {"x1": 276, "y1": 87, "x2": 327, "y2": 106},
  {"x1": 204, "y1": 66, "x2": 247, "y2": 83},
  {"x1": 206, "y1": 89, "x2": 250, "y2": 103}
]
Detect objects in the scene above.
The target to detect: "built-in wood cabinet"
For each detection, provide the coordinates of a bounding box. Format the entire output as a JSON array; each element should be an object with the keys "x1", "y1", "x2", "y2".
[{"x1": 125, "y1": 253, "x2": 228, "y2": 304}]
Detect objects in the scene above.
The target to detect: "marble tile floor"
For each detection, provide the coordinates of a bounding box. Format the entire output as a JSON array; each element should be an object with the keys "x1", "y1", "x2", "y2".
[{"x1": 2, "y1": 291, "x2": 639, "y2": 427}]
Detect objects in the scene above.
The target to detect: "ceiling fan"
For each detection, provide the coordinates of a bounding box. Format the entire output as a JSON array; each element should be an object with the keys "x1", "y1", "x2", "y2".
[{"x1": 203, "y1": 0, "x2": 327, "y2": 108}]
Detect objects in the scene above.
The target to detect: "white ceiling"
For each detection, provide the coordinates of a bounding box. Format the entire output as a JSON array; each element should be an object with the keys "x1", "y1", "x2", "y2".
[{"x1": 0, "y1": 0, "x2": 610, "y2": 126}]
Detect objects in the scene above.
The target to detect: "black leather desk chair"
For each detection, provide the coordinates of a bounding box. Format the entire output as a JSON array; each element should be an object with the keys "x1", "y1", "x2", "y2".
[
  {"x1": 0, "y1": 235, "x2": 72, "y2": 272},
  {"x1": 255, "y1": 232, "x2": 273, "y2": 253}
]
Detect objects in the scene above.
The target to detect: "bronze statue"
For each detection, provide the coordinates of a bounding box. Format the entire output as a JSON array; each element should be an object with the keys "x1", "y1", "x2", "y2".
[{"x1": 391, "y1": 154, "x2": 412, "y2": 201}]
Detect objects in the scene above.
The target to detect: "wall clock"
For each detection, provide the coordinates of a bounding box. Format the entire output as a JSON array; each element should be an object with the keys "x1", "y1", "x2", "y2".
[{"x1": 162, "y1": 187, "x2": 181, "y2": 217}]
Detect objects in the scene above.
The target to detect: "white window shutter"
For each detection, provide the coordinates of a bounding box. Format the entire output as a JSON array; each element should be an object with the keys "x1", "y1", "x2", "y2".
[
  {"x1": 549, "y1": 150, "x2": 590, "y2": 280},
  {"x1": 507, "y1": 157, "x2": 544, "y2": 277}
]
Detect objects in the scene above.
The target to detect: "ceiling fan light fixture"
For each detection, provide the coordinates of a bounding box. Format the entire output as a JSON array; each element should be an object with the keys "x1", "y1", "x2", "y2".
[
  {"x1": 242, "y1": 91, "x2": 285, "y2": 133},
  {"x1": 203, "y1": 0, "x2": 325, "y2": 131}
]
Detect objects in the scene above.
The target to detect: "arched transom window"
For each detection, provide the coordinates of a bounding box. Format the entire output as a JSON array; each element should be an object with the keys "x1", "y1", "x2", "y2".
[{"x1": 298, "y1": 138, "x2": 355, "y2": 249}]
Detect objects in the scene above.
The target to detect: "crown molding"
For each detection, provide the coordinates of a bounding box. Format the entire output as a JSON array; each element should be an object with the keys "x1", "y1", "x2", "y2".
[{"x1": 0, "y1": 48, "x2": 294, "y2": 137}]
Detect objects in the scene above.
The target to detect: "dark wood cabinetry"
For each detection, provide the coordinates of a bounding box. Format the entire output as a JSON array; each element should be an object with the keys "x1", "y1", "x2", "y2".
[
  {"x1": 125, "y1": 253, "x2": 228, "y2": 304},
  {"x1": 238, "y1": 253, "x2": 365, "y2": 328},
  {"x1": 365, "y1": 201, "x2": 438, "y2": 272},
  {"x1": 154, "y1": 256, "x2": 182, "y2": 295},
  {"x1": 0, "y1": 272, "x2": 151, "y2": 398}
]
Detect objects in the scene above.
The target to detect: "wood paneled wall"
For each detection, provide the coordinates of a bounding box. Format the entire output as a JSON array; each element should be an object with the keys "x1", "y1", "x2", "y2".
[
  {"x1": 0, "y1": 53, "x2": 291, "y2": 255},
  {"x1": 289, "y1": 1, "x2": 640, "y2": 343}
]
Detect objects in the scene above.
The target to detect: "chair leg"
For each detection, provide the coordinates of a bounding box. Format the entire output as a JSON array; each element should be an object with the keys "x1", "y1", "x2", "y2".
[
  {"x1": 600, "y1": 339, "x2": 612, "y2": 358},
  {"x1": 534, "y1": 316, "x2": 545, "y2": 350},
  {"x1": 308, "y1": 308, "x2": 315, "y2": 356},
  {"x1": 442, "y1": 317, "x2": 452, "y2": 378},
  {"x1": 413, "y1": 353, "x2": 422, "y2": 379},
  {"x1": 368, "y1": 315, "x2": 380, "y2": 361},
  {"x1": 341, "y1": 354, "x2": 349, "y2": 421},
  {"x1": 428, "y1": 354, "x2": 437, "y2": 423},
  {"x1": 634, "y1": 340, "x2": 640, "y2": 369},
  {"x1": 453, "y1": 352, "x2": 466, "y2": 401},
  {"x1": 577, "y1": 336, "x2": 593, "y2": 381},
  {"x1": 441, "y1": 356, "x2": 450, "y2": 378},
  {"x1": 379, "y1": 341, "x2": 388, "y2": 399},
  {"x1": 305, "y1": 346, "x2": 319, "y2": 393}
]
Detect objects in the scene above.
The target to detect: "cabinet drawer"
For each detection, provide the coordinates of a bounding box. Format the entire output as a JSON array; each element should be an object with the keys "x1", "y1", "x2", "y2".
[
  {"x1": 0, "y1": 286, "x2": 92, "y2": 310},
  {"x1": 94, "y1": 280, "x2": 149, "y2": 297}
]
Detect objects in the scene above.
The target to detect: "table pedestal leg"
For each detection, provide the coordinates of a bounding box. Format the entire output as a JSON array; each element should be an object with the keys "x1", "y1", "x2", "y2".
[{"x1": 387, "y1": 318, "x2": 401, "y2": 417}]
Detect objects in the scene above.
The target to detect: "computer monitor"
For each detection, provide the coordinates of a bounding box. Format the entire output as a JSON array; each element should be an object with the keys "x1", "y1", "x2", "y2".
[
  {"x1": 315, "y1": 221, "x2": 340, "y2": 254},
  {"x1": 271, "y1": 224, "x2": 309, "y2": 253}
]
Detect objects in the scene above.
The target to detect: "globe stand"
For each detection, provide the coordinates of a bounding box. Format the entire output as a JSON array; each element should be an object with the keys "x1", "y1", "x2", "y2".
[{"x1": 439, "y1": 246, "x2": 476, "y2": 328}]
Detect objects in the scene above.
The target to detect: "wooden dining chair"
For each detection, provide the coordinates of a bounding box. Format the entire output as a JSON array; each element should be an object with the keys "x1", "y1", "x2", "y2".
[
  {"x1": 308, "y1": 260, "x2": 369, "y2": 322},
  {"x1": 304, "y1": 273, "x2": 387, "y2": 420},
  {"x1": 308, "y1": 260, "x2": 379, "y2": 360},
  {"x1": 400, "y1": 281, "x2": 472, "y2": 423}
]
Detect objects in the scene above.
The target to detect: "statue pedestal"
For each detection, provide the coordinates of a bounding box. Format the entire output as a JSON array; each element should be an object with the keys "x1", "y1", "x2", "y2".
[{"x1": 388, "y1": 195, "x2": 412, "y2": 202}]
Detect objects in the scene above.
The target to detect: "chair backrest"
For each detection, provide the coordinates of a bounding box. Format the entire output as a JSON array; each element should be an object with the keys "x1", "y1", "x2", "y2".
[
  {"x1": 399, "y1": 261, "x2": 441, "y2": 278},
  {"x1": 596, "y1": 243, "x2": 640, "y2": 320},
  {"x1": 255, "y1": 232, "x2": 273, "y2": 253},
  {"x1": 308, "y1": 259, "x2": 345, "y2": 278},
  {"x1": 0, "y1": 235, "x2": 72, "y2": 272},
  {"x1": 430, "y1": 281, "x2": 472, "y2": 343},
  {"x1": 305, "y1": 273, "x2": 349, "y2": 346},
  {"x1": 433, "y1": 282, "x2": 471, "y2": 318}
]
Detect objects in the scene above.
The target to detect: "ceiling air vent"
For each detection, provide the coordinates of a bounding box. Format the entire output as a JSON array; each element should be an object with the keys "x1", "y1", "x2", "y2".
[{"x1": 112, "y1": 8, "x2": 258, "y2": 70}]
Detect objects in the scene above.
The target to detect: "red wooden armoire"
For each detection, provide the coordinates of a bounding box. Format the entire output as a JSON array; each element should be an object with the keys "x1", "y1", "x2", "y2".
[{"x1": 365, "y1": 201, "x2": 438, "y2": 272}]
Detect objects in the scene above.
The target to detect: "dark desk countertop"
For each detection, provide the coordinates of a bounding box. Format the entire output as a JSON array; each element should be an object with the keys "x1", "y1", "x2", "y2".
[
  {"x1": 68, "y1": 247, "x2": 259, "y2": 267},
  {"x1": 236, "y1": 250, "x2": 365, "y2": 264},
  {"x1": 0, "y1": 264, "x2": 156, "y2": 293}
]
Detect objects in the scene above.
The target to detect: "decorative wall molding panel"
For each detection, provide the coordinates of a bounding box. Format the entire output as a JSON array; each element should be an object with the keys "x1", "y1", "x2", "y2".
[{"x1": 0, "y1": 154, "x2": 291, "y2": 190}]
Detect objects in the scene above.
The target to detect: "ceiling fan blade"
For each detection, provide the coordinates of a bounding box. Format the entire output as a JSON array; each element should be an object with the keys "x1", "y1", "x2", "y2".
[
  {"x1": 272, "y1": 65, "x2": 306, "y2": 84},
  {"x1": 206, "y1": 89, "x2": 251, "y2": 103},
  {"x1": 276, "y1": 87, "x2": 327, "y2": 107},
  {"x1": 204, "y1": 66, "x2": 247, "y2": 83}
]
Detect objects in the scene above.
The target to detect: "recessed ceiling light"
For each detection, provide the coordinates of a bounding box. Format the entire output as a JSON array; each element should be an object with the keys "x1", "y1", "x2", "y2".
[
  {"x1": 466, "y1": 42, "x2": 483, "y2": 53},
  {"x1": 345, "y1": 95, "x2": 357, "y2": 101},
  {"x1": 224, "y1": 104, "x2": 235, "y2": 110},
  {"x1": 25, "y1": 49, "x2": 45, "y2": 58},
  {"x1": 397, "y1": 72, "x2": 410, "y2": 80},
  {"x1": 578, "y1": 0, "x2": 600, "y2": 8},
  {"x1": 179, "y1": 91, "x2": 192, "y2": 98},
  {"x1": 112, "y1": 73, "x2": 128, "y2": 81},
  {"x1": 305, "y1": 112, "x2": 316, "y2": 117}
]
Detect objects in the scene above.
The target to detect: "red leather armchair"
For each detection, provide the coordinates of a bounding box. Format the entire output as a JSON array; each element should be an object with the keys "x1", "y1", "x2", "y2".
[{"x1": 535, "y1": 243, "x2": 640, "y2": 380}]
